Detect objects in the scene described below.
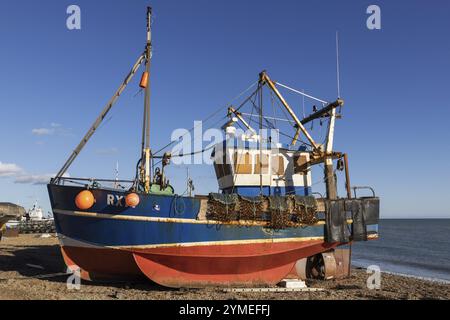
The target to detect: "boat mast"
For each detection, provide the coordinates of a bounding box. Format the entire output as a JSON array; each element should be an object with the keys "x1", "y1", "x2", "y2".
[{"x1": 140, "y1": 6, "x2": 153, "y2": 193}]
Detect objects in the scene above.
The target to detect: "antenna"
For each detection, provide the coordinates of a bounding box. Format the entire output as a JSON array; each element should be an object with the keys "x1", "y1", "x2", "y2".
[
  {"x1": 336, "y1": 31, "x2": 341, "y2": 98},
  {"x1": 301, "y1": 89, "x2": 305, "y2": 118}
]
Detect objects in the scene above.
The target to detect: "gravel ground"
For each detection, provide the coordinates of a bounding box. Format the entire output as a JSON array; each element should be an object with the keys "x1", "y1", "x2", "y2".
[{"x1": 0, "y1": 234, "x2": 449, "y2": 300}]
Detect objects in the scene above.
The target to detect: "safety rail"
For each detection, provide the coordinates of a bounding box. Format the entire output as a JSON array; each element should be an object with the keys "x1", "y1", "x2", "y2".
[
  {"x1": 54, "y1": 177, "x2": 135, "y2": 189},
  {"x1": 352, "y1": 186, "x2": 376, "y2": 198}
]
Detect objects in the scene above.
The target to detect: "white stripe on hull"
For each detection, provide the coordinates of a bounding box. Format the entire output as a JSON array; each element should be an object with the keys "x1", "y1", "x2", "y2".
[
  {"x1": 57, "y1": 232, "x2": 377, "y2": 251},
  {"x1": 53, "y1": 209, "x2": 353, "y2": 227},
  {"x1": 57, "y1": 234, "x2": 325, "y2": 251}
]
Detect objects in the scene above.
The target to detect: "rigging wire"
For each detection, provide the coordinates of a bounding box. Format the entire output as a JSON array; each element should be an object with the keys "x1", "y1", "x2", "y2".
[
  {"x1": 271, "y1": 91, "x2": 278, "y2": 128},
  {"x1": 247, "y1": 116, "x2": 313, "y2": 149},
  {"x1": 247, "y1": 93, "x2": 256, "y2": 131},
  {"x1": 171, "y1": 143, "x2": 217, "y2": 158},
  {"x1": 151, "y1": 115, "x2": 227, "y2": 172},
  {"x1": 247, "y1": 91, "x2": 276, "y2": 131},
  {"x1": 240, "y1": 113, "x2": 295, "y2": 124},
  {"x1": 234, "y1": 84, "x2": 315, "y2": 149},
  {"x1": 152, "y1": 82, "x2": 262, "y2": 179},
  {"x1": 152, "y1": 77, "x2": 334, "y2": 175},
  {"x1": 93, "y1": 85, "x2": 145, "y2": 135},
  {"x1": 275, "y1": 82, "x2": 328, "y2": 105},
  {"x1": 229, "y1": 83, "x2": 263, "y2": 195},
  {"x1": 153, "y1": 81, "x2": 258, "y2": 156},
  {"x1": 236, "y1": 81, "x2": 335, "y2": 151},
  {"x1": 133, "y1": 88, "x2": 144, "y2": 98},
  {"x1": 301, "y1": 89, "x2": 306, "y2": 118}
]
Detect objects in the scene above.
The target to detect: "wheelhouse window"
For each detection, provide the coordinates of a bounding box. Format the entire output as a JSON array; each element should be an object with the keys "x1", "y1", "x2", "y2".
[
  {"x1": 233, "y1": 151, "x2": 252, "y2": 174},
  {"x1": 214, "y1": 152, "x2": 231, "y2": 178},
  {"x1": 272, "y1": 155, "x2": 285, "y2": 175},
  {"x1": 254, "y1": 154, "x2": 269, "y2": 174}
]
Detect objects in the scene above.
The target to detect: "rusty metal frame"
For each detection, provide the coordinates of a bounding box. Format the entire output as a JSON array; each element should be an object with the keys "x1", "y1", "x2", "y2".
[
  {"x1": 259, "y1": 71, "x2": 320, "y2": 149},
  {"x1": 343, "y1": 153, "x2": 352, "y2": 199},
  {"x1": 227, "y1": 106, "x2": 257, "y2": 136}
]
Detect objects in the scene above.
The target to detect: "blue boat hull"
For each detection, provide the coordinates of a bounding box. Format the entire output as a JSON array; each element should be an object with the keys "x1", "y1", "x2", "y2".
[{"x1": 47, "y1": 184, "x2": 372, "y2": 287}]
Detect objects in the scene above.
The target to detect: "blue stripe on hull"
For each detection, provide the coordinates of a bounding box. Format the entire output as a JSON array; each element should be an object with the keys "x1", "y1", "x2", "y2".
[
  {"x1": 53, "y1": 211, "x2": 325, "y2": 247},
  {"x1": 48, "y1": 184, "x2": 200, "y2": 219}
]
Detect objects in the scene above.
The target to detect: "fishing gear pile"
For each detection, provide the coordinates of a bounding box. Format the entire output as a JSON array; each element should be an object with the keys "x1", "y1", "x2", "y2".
[{"x1": 207, "y1": 193, "x2": 318, "y2": 229}]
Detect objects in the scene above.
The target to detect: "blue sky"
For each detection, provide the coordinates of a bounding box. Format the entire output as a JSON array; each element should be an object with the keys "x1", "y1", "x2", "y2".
[{"x1": 0, "y1": 0, "x2": 449, "y2": 218}]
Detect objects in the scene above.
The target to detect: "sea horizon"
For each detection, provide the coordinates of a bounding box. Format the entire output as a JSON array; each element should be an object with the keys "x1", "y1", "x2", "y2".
[{"x1": 351, "y1": 219, "x2": 450, "y2": 283}]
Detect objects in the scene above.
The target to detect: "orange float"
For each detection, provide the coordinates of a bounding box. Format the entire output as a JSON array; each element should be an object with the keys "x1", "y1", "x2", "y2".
[
  {"x1": 139, "y1": 71, "x2": 149, "y2": 88},
  {"x1": 125, "y1": 193, "x2": 140, "y2": 208},
  {"x1": 75, "y1": 190, "x2": 95, "y2": 210}
]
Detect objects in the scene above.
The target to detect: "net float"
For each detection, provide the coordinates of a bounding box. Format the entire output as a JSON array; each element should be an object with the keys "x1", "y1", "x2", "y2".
[
  {"x1": 75, "y1": 190, "x2": 95, "y2": 210},
  {"x1": 125, "y1": 192, "x2": 140, "y2": 208}
]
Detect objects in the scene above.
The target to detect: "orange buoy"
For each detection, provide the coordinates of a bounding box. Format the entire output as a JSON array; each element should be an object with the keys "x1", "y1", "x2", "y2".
[
  {"x1": 139, "y1": 71, "x2": 149, "y2": 88},
  {"x1": 75, "y1": 190, "x2": 95, "y2": 210},
  {"x1": 125, "y1": 193, "x2": 140, "y2": 208}
]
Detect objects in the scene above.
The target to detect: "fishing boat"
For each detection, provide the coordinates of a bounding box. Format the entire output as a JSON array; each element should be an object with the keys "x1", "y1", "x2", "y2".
[
  {"x1": 0, "y1": 203, "x2": 25, "y2": 240},
  {"x1": 47, "y1": 7, "x2": 379, "y2": 288},
  {"x1": 23, "y1": 201, "x2": 45, "y2": 221}
]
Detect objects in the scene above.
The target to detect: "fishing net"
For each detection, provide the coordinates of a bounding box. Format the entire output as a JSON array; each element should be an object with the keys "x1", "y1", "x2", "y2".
[
  {"x1": 238, "y1": 196, "x2": 265, "y2": 222},
  {"x1": 207, "y1": 193, "x2": 239, "y2": 222},
  {"x1": 206, "y1": 193, "x2": 318, "y2": 228},
  {"x1": 292, "y1": 195, "x2": 318, "y2": 225},
  {"x1": 268, "y1": 196, "x2": 292, "y2": 229}
]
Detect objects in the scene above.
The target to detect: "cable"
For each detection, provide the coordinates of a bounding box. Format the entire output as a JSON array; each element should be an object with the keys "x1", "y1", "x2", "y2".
[
  {"x1": 170, "y1": 143, "x2": 216, "y2": 158},
  {"x1": 247, "y1": 116, "x2": 313, "y2": 149},
  {"x1": 275, "y1": 82, "x2": 328, "y2": 105},
  {"x1": 153, "y1": 81, "x2": 258, "y2": 156}
]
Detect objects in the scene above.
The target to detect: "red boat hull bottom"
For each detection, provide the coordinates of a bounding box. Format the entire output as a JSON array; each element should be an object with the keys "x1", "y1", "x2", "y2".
[
  {"x1": 60, "y1": 240, "x2": 339, "y2": 287},
  {"x1": 132, "y1": 240, "x2": 338, "y2": 288},
  {"x1": 61, "y1": 246, "x2": 144, "y2": 282}
]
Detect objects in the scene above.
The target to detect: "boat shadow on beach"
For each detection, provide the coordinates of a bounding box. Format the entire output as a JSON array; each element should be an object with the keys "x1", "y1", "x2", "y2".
[{"x1": 0, "y1": 242, "x2": 174, "y2": 292}]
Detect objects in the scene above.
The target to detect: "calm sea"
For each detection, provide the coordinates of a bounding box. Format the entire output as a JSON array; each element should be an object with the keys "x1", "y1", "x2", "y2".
[{"x1": 351, "y1": 219, "x2": 450, "y2": 282}]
